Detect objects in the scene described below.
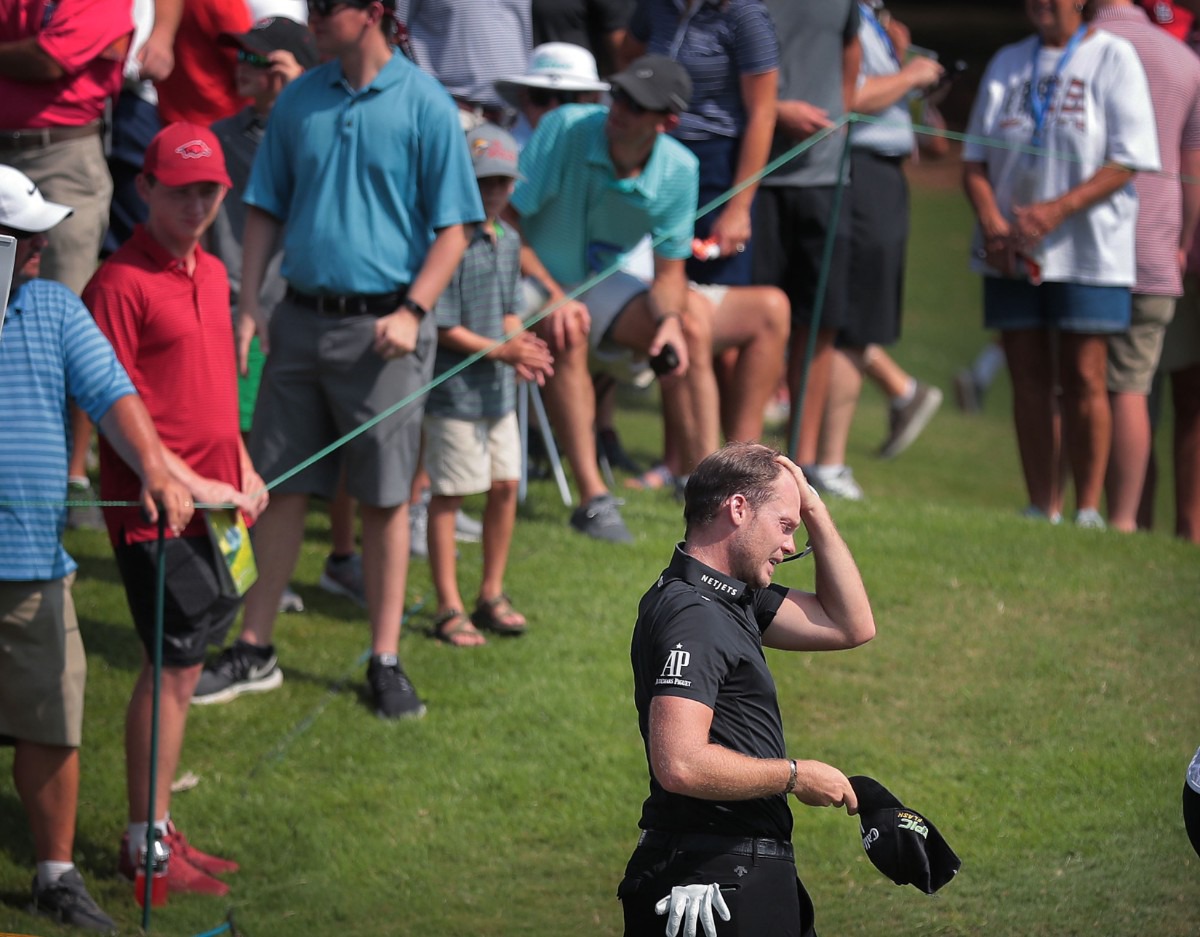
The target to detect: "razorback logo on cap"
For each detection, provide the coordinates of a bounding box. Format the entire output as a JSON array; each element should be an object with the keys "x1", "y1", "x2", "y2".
[
  {"x1": 175, "y1": 140, "x2": 214, "y2": 160},
  {"x1": 253, "y1": 16, "x2": 276, "y2": 28}
]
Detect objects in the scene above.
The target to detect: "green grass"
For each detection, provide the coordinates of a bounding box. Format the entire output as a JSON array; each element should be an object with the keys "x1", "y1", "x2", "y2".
[{"x1": 2, "y1": 184, "x2": 1198, "y2": 936}]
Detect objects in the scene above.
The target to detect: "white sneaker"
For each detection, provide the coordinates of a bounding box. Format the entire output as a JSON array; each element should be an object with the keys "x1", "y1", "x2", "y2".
[
  {"x1": 1075, "y1": 508, "x2": 1106, "y2": 530},
  {"x1": 807, "y1": 465, "x2": 864, "y2": 501}
]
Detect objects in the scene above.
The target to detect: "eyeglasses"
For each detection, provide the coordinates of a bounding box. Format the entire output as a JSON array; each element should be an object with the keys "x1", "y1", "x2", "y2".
[
  {"x1": 611, "y1": 87, "x2": 655, "y2": 116},
  {"x1": 236, "y1": 49, "x2": 272, "y2": 68}
]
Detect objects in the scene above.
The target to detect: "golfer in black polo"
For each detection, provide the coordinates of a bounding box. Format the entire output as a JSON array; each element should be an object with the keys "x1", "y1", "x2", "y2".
[{"x1": 620, "y1": 443, "x2": 876, "y2": 937}]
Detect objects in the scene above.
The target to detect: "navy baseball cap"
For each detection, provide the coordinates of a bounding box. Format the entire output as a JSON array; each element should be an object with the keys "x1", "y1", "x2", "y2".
[
  {"x1": 219, "y1": 17, "x2": 319, "y2": 69},
  {"x1": 850, "y1": 775, "x2": 961, "y2": 895}
]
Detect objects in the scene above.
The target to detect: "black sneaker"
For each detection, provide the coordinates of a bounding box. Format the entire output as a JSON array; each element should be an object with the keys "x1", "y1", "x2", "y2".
[
  {"x1": 879, "y1": 382, "x2": 943, "y2": 459},
  {"x1": 569, "y1": 493, "x2": 633, "y2": 543},
  {"x1": 30, "y1": 868, "x2": 116, "y2": 934},
  {"x1": 367, "y1": 654, "x2": 426, "y2": 719},
  {"x1": 193, "y1": 640, "x2": 282, "y2": 705}
]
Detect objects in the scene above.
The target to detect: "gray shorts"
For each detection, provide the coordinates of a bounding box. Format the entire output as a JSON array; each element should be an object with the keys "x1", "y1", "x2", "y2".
[{"x1": 249, "y1": 297, "x2": 436, "y2": 507}]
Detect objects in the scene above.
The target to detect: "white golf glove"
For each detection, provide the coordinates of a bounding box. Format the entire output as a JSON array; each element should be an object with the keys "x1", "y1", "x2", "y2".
[{"x1": 654, "y1": 882, "x2": 731, "y2": 937}]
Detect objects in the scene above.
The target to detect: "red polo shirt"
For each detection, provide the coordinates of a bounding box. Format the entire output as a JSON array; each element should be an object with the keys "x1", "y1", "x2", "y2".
[
  {"x1": 153, "y1": 0, "x2": 251, "y2": 126},
  {"x1": 0, "y1": 0, "x2": 132, "y2": 128},
  {"x1": 84, "y1": 225, "x2": 243, "y2": 545}
]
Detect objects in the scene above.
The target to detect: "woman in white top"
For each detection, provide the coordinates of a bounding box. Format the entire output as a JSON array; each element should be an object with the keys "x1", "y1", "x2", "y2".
[{"x1": 963, "y1": 0, "x2": 1159, "y2": 526}]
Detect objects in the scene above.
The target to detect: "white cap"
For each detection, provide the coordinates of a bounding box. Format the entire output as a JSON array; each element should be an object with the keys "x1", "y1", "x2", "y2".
[
  {"x1": 494, "y1": 42, "x2": 610, "y2": 109},
  {"x1": 0, "y1": 166, "x2": 73, "y2": 233}
]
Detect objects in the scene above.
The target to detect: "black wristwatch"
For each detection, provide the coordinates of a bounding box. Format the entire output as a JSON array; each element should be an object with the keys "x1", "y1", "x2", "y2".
[{"x1": 401, "y1": 296, "x2": 428, "y2": 318}]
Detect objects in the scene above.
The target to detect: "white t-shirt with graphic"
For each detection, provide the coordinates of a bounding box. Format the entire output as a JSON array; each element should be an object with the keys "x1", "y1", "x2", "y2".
[{"x1": 964, "y1": 29, "x2": 1160, "y2": 286}]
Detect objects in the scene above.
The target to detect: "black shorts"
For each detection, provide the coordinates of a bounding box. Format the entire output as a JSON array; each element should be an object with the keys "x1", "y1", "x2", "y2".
[
  {"x1": 841, "y1": 151, "x2": 909, "y2": 349},
  {"x1": 114, "y1": 535, "x2": 241, "y2": 668},
  {"x1": 618, "y1": 841, "x2": 817, "y2": 937},
  {"x1": 752, "y1": 185, "x2": 851, "y2": 335}
]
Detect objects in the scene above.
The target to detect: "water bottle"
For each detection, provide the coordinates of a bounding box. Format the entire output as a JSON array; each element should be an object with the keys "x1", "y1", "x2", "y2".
[{"x1": 134, "y1": 833, "x2": 169, "y2": 907}]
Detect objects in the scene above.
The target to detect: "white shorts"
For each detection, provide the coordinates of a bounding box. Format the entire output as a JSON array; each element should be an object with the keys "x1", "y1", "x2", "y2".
[{"x1": 423, "y1": 411, "x2": 521, "y2": 497}]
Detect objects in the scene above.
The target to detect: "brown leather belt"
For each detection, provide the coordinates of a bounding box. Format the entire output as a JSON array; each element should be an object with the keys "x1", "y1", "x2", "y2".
[{"x1": 0, "y1": 121, "x2": 102, "y2": 150}]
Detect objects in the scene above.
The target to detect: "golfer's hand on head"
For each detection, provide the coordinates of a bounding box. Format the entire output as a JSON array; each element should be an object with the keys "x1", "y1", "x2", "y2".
[
  {"x1": 791, "y1": 760, "x2": 858, "y2": 816},
  {"x1": 655, "y1": 883, "x2": 730, "y2": 937},
  {"x1": 374, "y1": 308, "x2": 420, "y2": 359},
  {"x1": 774, "y1": 455, "x2": 822, "y2": 514}
]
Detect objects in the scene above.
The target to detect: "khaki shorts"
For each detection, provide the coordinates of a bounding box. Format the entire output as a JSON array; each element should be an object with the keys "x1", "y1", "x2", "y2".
[
  {"x1": 1107, "y1": 294, "x2": 1176, "y2": 394},
  {"x1": 424, "y1": 411, "x2": 520, "y2": 497},
  {"x1": 7, "y1": 134, "x2": 112, "y2": 295},
  {"x1": 1160, "y1": 276, "x2": 1200, "y2": 373},
  {"x1": 0, "y1": 574, "x2": 86, "y2": 748}
]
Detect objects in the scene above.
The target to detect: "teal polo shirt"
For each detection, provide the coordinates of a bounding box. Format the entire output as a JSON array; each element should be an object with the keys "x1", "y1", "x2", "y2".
[
  {"x1": 244, "y1": 48, "x2": 484, "y2": 295},
  {"x1": 511, "y1": 105, "x2": 699, "y2": 289}
]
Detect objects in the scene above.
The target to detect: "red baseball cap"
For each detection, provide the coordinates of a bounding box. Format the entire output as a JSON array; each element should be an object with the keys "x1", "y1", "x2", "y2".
[{"x1": 143, "y1": 122, "x2": 232, "y2": 188}]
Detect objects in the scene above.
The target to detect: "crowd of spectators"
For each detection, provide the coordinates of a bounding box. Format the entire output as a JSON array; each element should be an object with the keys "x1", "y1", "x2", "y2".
[{"x1": 3, "y1": 0, "x2": 1200, "y2": 930}]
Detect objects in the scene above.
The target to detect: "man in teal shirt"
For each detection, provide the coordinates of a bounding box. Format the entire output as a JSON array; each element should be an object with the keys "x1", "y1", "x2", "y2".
[{"x1": 509, "y1": 54, "x2": 718, "y2": 542}]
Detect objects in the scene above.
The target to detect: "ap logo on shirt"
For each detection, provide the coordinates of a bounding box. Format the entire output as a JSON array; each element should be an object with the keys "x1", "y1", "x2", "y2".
[{"x1": 656, "y1": 644, "x2": 692, "y2": 688}]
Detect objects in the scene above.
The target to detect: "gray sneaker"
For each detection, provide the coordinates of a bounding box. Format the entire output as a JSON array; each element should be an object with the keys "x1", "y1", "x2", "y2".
[
  {"x1": 30, "y1": 868, "x2": 116, "y2": 934},
  {"x1": 193, "y1": 641, "x2": 282, "y2": 705},
  {"x1": 953, "y1": 369, "x2": 983, "y2": 413},
  {"x1": 278, "y1": 584, "x2": 305, "y2": 613},
  {"x1": 570, "y1": 493, "x2": 633, "y2": 543},
  {"x1": 319, "y1": 553, "x2": 366, "y2": 606},
  {"x1": 879, "y1": 383, "x2": 943, "y2": 459},
  {"x1": 367, "y1": 654, "x2": 426, "y2": 719},
  {"x1": 66, "y1": 481, "x2": 105, "y2": 531},
  {"x1": 807, "y1": 465, "x2": 864, "y2": 501}
]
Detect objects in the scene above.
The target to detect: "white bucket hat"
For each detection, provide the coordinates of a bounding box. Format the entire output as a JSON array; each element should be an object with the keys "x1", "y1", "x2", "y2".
[
  {"x1": 0, "y1": 166, "x2": 72, "y2": 233},
  {"x1": 495, "y1": 42, "x2": 610, "y2": 110}
]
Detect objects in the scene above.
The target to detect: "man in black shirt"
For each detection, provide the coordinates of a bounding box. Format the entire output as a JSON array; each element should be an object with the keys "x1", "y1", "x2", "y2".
[{"x1": 620, "y1": 442, "x2": 875, "y2": 937}]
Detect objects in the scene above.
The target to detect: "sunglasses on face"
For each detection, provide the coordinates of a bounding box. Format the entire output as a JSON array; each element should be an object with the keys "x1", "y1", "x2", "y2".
[
  {"x1": 236, "y1": 48, "x2": 272, "y2": 68},
  {"x1": 526, "y1": 88, "x2": 581, "y2": 108},
  {"x1": 0, "y1": 226, "x2": 37, "y2": 241}
]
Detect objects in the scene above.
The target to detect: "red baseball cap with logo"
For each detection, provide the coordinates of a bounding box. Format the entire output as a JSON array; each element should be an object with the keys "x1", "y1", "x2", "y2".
[{"x1": 143, "y1": 122, "x2": 233, "y2": 188}]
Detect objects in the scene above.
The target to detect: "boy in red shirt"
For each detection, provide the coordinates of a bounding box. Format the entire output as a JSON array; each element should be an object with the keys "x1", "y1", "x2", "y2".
[{"x1": 84, "y1": 122, "x2": 268, "y2": 896}]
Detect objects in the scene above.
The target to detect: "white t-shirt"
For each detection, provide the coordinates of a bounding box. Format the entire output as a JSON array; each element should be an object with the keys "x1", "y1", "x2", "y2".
[{"x1": 964, "y1": 29, "x2": 1161, "y2": 286}]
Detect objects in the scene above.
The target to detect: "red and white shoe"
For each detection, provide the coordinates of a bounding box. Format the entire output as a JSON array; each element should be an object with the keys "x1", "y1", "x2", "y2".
[
  {"x1": 164, "y1": 821, "x2": 239, "y2": 876},
  {"x1": 119, "y1": 833, "x2": 231, "y2": 896}
]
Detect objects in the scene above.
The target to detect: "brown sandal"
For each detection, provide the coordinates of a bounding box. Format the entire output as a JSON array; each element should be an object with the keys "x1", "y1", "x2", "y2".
[
  {"x1": 471, "y1": 594, "x2": 527, "y2": 636},
  {"x1": 431, "y1": 609, "x2": 486, "y2": 647}
]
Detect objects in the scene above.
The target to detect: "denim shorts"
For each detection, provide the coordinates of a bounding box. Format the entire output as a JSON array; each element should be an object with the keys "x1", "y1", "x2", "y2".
[{"x1": 983, "y1": 276, "x2": 1131, "y2": 334}]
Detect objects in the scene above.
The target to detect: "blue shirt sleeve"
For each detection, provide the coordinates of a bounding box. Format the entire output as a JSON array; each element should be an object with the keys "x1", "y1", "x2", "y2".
[
  {"x1": 61, "y1": 291, "x2": 136, "y2": 425},
  {"x1": 733, "y1": 2, "x2": 780, "y2": 76},
  {"x1": 418, "y1": 91, "x2": 486, "y2": 229}
]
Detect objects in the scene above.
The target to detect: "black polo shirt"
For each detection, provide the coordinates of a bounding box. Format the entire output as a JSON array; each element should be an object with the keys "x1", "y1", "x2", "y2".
[{"x1": 631, "y1": 544, "x2": 793, "y2": 840}]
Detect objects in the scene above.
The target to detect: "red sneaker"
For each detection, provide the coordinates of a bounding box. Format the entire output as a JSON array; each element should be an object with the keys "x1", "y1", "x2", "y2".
[
  {"x1": 164, "y1": 822, "x2": 239, "y2": 876},
  {"x1": 119, "y1": 834, "x2": 231, "y2": 896}
]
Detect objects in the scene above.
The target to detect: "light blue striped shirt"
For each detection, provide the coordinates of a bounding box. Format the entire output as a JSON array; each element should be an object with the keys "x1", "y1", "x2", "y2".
[{"x1": 0, "y1": 279, "x2": 135, "y2": 580}]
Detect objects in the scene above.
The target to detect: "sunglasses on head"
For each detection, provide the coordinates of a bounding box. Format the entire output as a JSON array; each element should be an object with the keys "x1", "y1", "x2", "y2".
[{"x1": 236, "y1": 48, "x2": 272, "y2": 68}]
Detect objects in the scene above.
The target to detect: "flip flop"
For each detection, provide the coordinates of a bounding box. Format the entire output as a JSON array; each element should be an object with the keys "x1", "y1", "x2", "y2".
[
  {"x1": 430, "y1": 609, "x2": 486, "y2": 647},
  {"x1": 471, "y1": 594, "x2": 527, "y2": 636},
  {"x1": 624, "y1": 464, "x2": 674, "y2": 491}
]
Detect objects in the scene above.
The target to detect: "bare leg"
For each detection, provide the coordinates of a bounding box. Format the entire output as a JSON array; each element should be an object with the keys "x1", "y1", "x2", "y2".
[
  {"x1": 13, "y1": 741, "x2": 78, "y2": 861},
  {"x1": 359, "y1": 503, "x2": 410, "y2": 655},
  {"x1": 1172, "y1": 364, "x2": 1200, "y2": 542},
  {"x1": 1002, "y1": 330, "x2": 1058, "y2": 514},
  {"x1": 861, "y1": 344, "x2": 911, "y2": 400},
  {"x1": 787, "y1": 326, "x2": 836, "y2": 464},
  {"x1": 479, "y1": 480, "x2": 518, "y2": 601},
  {"x1": 1105, "y1": 391, "x2": 1151, "y2": 532},
  {"x1": 428, "y1": 493, "x2": 465, "y2": 614},
  {"x1": 126, "y1": 661, "x2": 202, "y2": 823},
  {"x1": 536, "y1": 337, "x2": 608, "y2": 503},
  {"x1": 237, "y1": 493, "x2": 309, "y2": 647},
  {"x1": 817, "y1": 347, "x2": 865, "y2": 467},
  {"x1": 1058, "y1": 333, "x2": 1111, "y2": 514},
  {"x1": 711, "y1": 286, "x2": 789, "y2": 442}
]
